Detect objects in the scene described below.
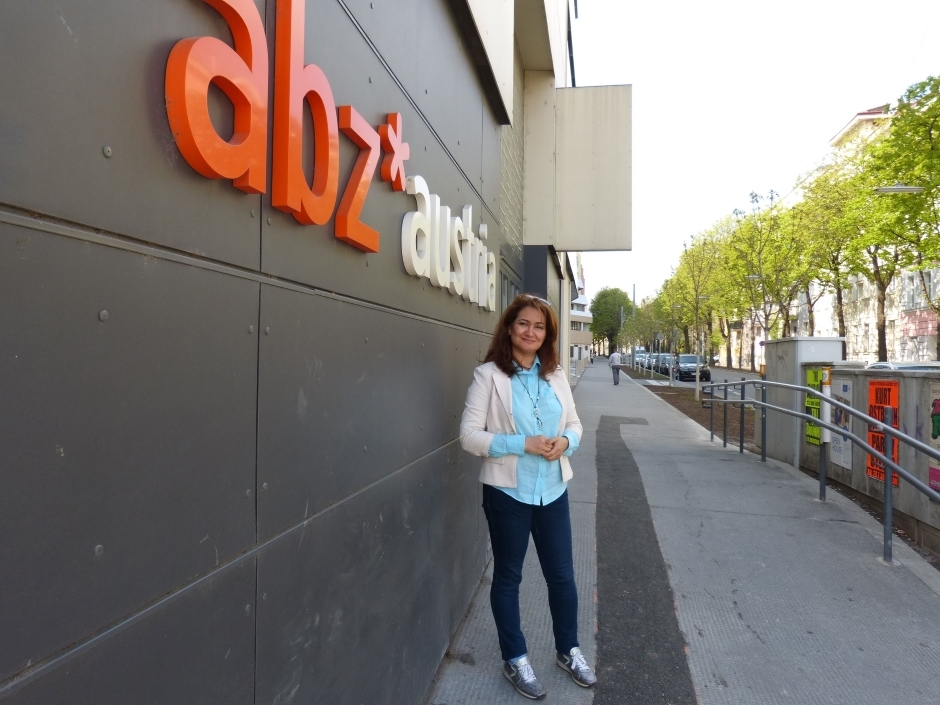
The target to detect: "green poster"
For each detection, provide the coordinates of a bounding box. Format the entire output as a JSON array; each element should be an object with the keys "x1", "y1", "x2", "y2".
[{"x1": 805, "y1": 369, "x2": 823, "y2": 445}]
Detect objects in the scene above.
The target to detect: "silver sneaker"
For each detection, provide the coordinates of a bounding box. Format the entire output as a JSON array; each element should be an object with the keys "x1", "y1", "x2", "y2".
[
  {"x1": 503, "y1": 656, "x2": 546, "y2": 700},
  {"x1": 556, "y1": 647, "x2": 597, "y2": 687}
]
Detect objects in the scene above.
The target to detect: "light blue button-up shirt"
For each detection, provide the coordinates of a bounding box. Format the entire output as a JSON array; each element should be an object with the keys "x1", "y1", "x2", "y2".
[{"x1": 488, "y1": 358, "x2": 580, "y2": 505}]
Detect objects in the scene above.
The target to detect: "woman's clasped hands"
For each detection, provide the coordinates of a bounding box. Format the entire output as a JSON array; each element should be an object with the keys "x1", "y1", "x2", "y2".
[{"x1": 523, "y1": 435, "x2": 570, "y2": 461}]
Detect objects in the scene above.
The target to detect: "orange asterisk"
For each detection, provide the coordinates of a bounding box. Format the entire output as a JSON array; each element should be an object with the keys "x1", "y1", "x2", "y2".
[{"x1": 379, "y1": 113, "x2": 410, "y2": 192}]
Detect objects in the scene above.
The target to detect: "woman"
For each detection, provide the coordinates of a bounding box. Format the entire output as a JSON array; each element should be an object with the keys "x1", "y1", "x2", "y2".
[{"x1": 460, "y1": 294, "x2": 596, "y2": 700}]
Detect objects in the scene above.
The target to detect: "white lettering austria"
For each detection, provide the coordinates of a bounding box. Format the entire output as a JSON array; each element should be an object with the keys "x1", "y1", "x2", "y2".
[{"x1": 402, "y1": 175, "x2": 496, "y2": 311}]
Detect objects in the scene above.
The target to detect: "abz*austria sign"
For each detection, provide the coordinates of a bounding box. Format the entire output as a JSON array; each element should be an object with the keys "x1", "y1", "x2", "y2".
[{"x1": 163, "y1": 0, "x2": 496, "y2": 310}]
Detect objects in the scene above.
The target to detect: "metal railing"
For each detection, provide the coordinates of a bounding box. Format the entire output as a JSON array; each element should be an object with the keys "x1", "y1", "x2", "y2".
[{"x1": 704, "y1": 378, "x2": 940, "y2": 563}]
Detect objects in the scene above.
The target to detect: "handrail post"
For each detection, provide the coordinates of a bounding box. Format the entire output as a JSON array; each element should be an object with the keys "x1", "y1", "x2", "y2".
[
  {"x1": 818, "y1": 439, "x2": 828, "y2": 501},
  {"x1": 819, "y1": 372, "x2": 830, "y2": 501},
  {"x1": 723, "y1": 380, "x2": 728, "y2": 448},
  {"x1": 709, "y1": 385, "x2": 714, "y2": 442},
  {"x1": 739, "y1": 377, "x2": 745, "y2": 453},
  {"x1": 760, "y1": 378, "x2": 767, "y2": 462},
  {"x1": 884, "y1": 407, "x2": 894, "y2": 564}
]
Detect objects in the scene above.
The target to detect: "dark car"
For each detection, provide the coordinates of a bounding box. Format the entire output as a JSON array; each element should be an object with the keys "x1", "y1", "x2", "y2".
[
  {"x1": 674, "y1": 354, "x2": 711, "y2": 381},
  {"x1": 657, "y1": 354, "x2": 676, "y2": 376}
]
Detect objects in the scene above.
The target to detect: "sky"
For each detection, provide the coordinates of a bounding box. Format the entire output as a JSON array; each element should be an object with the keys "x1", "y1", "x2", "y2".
[{"x1": 571, "y1": 0, "x2": 940, "y2": 306}]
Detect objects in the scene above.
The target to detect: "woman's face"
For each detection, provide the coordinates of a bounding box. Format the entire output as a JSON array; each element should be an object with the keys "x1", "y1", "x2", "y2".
[{"x1": 509, "y1": 306, "x2": 546, "y2": 359}]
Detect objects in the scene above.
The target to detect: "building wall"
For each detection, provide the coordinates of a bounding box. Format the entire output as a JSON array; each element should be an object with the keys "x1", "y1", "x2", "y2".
[
  {"x1": 0, "y1": 2, "x2": 502, "y2": 703},
  {"x1": 499, "y1": 40, "x2": 526, "y2": 297},
  {"x1": 794, "y1": 270, "x2": 940, "y2": 363}
]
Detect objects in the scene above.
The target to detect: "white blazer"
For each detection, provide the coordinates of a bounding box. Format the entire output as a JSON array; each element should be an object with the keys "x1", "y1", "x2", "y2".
[{"x1": 459, "y1": 361, "x2": 583, "y2": 488}]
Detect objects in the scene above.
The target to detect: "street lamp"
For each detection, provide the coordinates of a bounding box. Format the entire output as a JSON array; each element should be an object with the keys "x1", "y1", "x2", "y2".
[{"x1": 874, "y1": 183, "x2": 925, "y2": 194}]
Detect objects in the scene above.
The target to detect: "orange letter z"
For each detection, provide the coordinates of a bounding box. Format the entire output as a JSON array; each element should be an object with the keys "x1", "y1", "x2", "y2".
[{"x1": 336, "y1": 106, "x2": 381, "y2": 253}]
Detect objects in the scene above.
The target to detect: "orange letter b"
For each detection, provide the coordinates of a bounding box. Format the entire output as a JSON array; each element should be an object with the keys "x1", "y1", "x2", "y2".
[
  {"x1": 165, "y1": 0, "x2": 268, "y2": 194},
  {"x1": 271, "y1": 0, "x2": 340, "y2": 225}
]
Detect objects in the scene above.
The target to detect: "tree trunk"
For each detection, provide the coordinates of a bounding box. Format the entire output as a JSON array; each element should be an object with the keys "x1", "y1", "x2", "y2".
[
  {"x1": 683, "y1": 326, "x2": 691, "y2": 353},
  {"x1": 706, "y1": 318, "x2": 714, "y2": 360},
  {"x1": 750, "y1": 321, "x2": 757, "y2": 372},
  {"x1": 805, "y1": 285, "x2": 815, "y2": 336},
  {"x1": 726, "y1": 327, "x2": 733, "y2": 368},
  {"x1": 876, "y1": 285, "x2": 888, "y2": 362},
  {"x1": 780, "y1": 304, "x2": 792, "y2": 338},
  {"x1": 835, "y1": 287, "x2": 846, "y2": 360},
  {"x1": 738, "y1": 327, "x2": 744, "y2": 370}
]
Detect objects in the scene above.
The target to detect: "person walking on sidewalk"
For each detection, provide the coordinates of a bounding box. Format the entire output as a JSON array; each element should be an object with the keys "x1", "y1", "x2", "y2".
[
  {"x1": 609, "y1": 348, "x2": 622, "y2": 385},
  {"x1": 460, "y1": 294, "x2": 597, "y2": 700}
]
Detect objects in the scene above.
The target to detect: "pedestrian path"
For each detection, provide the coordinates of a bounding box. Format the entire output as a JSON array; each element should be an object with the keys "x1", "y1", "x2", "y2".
[{"x1": 423, "y1": 364, "x2": 940, "y2": 704}]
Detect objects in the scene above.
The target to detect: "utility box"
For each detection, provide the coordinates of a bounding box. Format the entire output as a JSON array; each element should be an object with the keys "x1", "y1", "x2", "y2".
[{"x1": 763, "y1": 337, "x2": 845, "y2": 468}]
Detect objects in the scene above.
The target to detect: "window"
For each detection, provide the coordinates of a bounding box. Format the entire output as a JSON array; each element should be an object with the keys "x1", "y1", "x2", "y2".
[
  {"x1": 500, "y1": 273, "x2": 521, "y2": 312},
  {"x1": 571, "y1": 321, "x2": 581, "y2": 331}
]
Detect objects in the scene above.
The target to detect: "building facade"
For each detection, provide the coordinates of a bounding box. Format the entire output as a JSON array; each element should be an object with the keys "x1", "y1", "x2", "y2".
[{"x1": 0, "y1": 2, "x2": 630, "y2": 704}]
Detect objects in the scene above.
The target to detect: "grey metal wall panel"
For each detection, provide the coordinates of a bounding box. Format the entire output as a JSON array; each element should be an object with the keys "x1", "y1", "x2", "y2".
[
  {"x1": 341, "y1": 0, "x2": 488, "y2": 188},
  {"x1": 0, "y1": 0, "x2": 264, "y2": 269},
  {"x1": 0, "y1": 223, "x2": 258, "y2": 681},
  {"x1": 482, "y1": 111, "x2": 502, "y2": 222},
  {"x1": 255, "y1": 443, "x2": 484, "y2": 705},
  {"x1": 259, "y1": 0, "x2": 497, "y2": 333},
  {"x1": 4, "y1": 559, "x2": 256, "y2": 705},
  {"x1": 256, "y1": 283, "x2": 489, "y2": 540}
]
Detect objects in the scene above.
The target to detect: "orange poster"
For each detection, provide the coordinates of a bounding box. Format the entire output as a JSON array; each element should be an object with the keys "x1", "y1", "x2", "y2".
[{"x1": 867, "y1": 379, "x2": 900, "y2": 485}]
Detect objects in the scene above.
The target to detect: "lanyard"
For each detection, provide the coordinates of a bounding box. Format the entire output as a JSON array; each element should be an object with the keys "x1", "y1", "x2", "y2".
[{"x1": 519, "y1": 374, "x2": 543, "y2": 432}]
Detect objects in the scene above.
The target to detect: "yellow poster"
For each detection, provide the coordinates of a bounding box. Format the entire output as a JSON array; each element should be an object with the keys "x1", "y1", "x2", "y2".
[{"x1": 805, "y1": 369, "x2": 823, "y2": 445}]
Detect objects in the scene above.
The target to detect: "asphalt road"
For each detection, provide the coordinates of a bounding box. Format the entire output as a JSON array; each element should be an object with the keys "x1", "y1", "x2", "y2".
[{"x1": 594, "y1": 415, "x2": 697, "y2": 705}]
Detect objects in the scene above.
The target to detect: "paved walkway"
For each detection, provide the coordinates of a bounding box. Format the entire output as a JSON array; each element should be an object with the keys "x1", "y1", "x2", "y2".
[{"x1": 423, "y1": 364, "x2": 940, "y2": 704}]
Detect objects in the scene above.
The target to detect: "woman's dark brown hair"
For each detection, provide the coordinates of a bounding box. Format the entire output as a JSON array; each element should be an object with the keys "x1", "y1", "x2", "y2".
[{"x1": 483, "y1": 294, "x2": 559, "y2": 378}]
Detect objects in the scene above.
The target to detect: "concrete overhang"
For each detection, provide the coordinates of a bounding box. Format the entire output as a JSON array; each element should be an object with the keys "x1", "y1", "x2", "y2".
[
  {"x1": 515, "y1": 0, "x2": 554, "y2": 71},
  {"x1": 449, "y1": 0, "x2": 514, "y2": 124},
  {"x1": 555, "y1": 84, "x2": 632, "y2": 251},
  {"x1": 523, "y1": 83, "x2": 633, "y2": 252},
  {"x1": 451, "y1": 1, "x2": 569, "y2": 125}
]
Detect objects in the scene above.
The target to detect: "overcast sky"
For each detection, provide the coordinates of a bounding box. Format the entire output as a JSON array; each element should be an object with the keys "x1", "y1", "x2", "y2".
[{"x1": 571, "y1": 0, "x2": 940, "y2": 306}]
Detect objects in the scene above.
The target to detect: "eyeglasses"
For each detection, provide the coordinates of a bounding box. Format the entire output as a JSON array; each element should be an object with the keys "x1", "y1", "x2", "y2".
[{"x1": 517, "y1": 294, "x2": 553, "y2": 307}]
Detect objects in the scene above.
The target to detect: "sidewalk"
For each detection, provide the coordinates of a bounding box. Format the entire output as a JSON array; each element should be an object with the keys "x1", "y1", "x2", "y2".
[{"x1": 424, "y1": 364, "x2": 940, "y2": 704}]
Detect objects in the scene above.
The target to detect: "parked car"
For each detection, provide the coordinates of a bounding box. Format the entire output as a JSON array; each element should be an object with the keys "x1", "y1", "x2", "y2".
[
  {"x1": 654, "y1": 353, "x2": 671, "y2": 374},
  {"x1": 675, "y1": 354, "x2": 711, "y2": 381},
  {"x1": 866, "y1": 361, "x2": 940, "y2": 371},
  {"x1": 658, "y1": 354, "x2": 676, "y2": 376}
]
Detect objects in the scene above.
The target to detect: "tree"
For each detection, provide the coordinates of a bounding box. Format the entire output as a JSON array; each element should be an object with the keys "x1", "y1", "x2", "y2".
[
  {"x1": 673, "y1": 230, "x2": 723, "y2": 397},
  {"x1": 843, "y1": 148, "x2": 917, "y2": 361},
  {"x1": 870, "y1": 75, "x2": 940, "y2": 358},
  {"x1": 798, "y1": 156, "x2": 862, "y2": 353},
  {"x1": 589, "y1": 287, "x2": 633, "y2": 352},
  {"x1": 729, "y1": 193, "x2": 793, "y2": 369}
]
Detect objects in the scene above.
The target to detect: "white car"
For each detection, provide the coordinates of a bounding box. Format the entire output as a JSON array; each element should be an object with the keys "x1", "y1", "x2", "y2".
[{"x1": 866, "y1": 361, "x2": 940, "y2": 371}]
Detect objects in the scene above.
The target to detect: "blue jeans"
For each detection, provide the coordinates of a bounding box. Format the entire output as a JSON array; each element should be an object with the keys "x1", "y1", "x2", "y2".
[{"x1": 482, "y1": 484, "x2": 579, "y2": 661}]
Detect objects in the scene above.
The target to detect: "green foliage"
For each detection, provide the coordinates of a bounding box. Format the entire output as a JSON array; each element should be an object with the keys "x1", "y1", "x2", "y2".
[
  {"x1": 649, "y1": 72, "x2": 940, "y2": 362},
  {"x1": 589, "y1": 287, "x2": 633, "y2": 351}
]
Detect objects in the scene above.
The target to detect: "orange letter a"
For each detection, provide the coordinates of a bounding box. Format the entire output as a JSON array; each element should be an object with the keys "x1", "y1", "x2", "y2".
[{"x1": 165, "y1": 0, "x2": 268, "y2": 194}]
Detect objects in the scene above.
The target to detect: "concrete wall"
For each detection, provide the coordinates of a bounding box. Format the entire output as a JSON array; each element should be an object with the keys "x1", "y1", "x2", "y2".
[
  {"x1": 797, "y1": 365, "x2": 940, "y2": 554},
  {"x1": 0, "y1": 1, "x2": 502, "y2": 703}
]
